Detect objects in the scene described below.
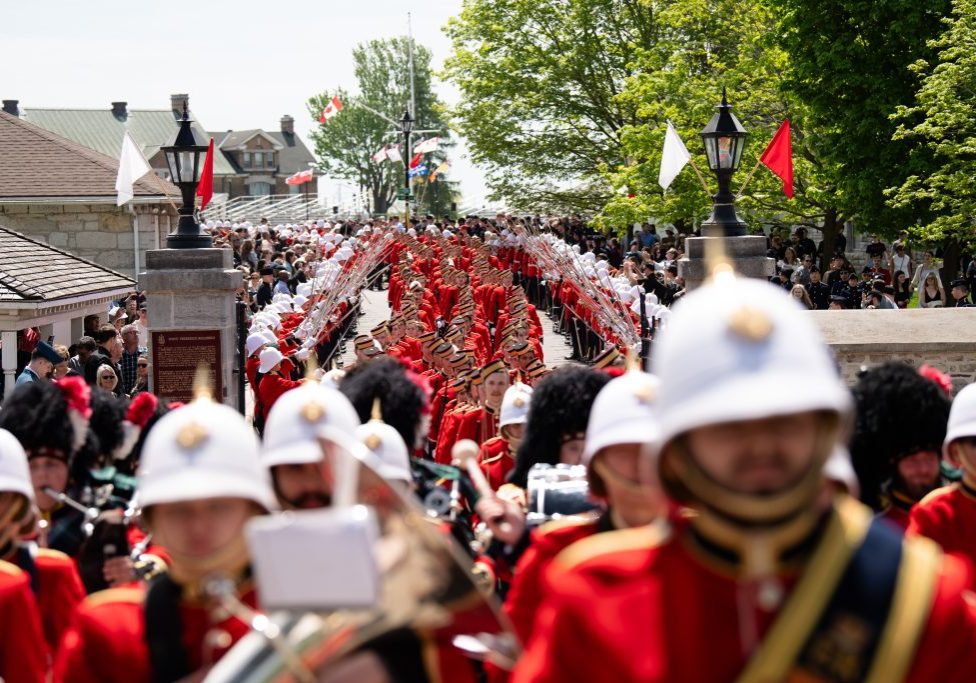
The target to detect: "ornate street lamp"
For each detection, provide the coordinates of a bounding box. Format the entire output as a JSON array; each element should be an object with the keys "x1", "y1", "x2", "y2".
[
  {"x1": 699, "y1": 88, "x2": 749, "y2": 237},
  {"x1": 400, "y1": 109, "x2": 413, "y2": 222},
  {"x1": 162, "y1": 103, "x2": 211, "y2": 248}
]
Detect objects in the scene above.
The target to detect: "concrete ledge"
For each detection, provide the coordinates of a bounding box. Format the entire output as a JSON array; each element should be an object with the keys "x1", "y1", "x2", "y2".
[
  {"x1": 141, "y1": 269, "x2": 241, "y2": 293},
  {"x1": 685, "y1": 235, "x2": 769, "y2": 258},
  {"x1": 145, "y1": 248, "x2": 231, "y2": 271},
  {"x1": 679, "y1": 256, "x2": 776, "y2": 280},
  {"x1": 809, "y1": 309, "x2": 976, "y2": 392}
]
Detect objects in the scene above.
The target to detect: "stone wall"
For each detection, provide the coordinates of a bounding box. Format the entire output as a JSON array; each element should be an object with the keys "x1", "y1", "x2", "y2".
[
  {"x1": 809, "y1": 309, "x2": 976, "y2": 393},
  {"x1": 0, "y1": 202, "x2": 172, "y2": 280}
]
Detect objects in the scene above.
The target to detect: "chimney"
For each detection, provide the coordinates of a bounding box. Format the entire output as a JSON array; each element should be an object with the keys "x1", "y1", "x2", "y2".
[
  {"x1": 111, "y1": 101, "x2": 128, "y2": 119},
  {"x1": 170, "y1": 93, "x2": 189, "y2": 116},
  {"x1": 2, "y1": 100, "x2": 18, "y2": 116},
  {"x1": 280, "y1": 115, "x2": 295, "y2": 135}
]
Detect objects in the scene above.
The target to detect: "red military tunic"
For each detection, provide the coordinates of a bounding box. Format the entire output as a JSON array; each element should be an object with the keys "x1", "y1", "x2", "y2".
[
  {"x1": 0, "y1": 560, "x2": 48, "y2": 683},
  {"x1": 478, "y1": 437, "x2": 516, "y2": 491},
  {"x1": 256, "y1": 372, "x2": 301, "y2": 422},
  {"x1": 54, "y1": 583, "x2": 259, "y2": 683},
  {"x1": 908, "y1": 482, "x2": 976, "y2": 575},
  {"x1": 21, "y1": 548, "x2": 85, "y2": 657},
  {"x1": 514, "y1": 500, "x2": 976, "y2": 683}
]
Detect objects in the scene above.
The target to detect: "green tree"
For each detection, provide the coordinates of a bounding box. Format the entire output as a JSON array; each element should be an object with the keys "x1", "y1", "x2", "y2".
[
  {"x1": 764, "y1": 0, "x2": 951, "y2": 236},
  {"x1": 598, "y1": 0, "x2": 851, "y2": 262},
  {"x1": 444, "y1": 0, "x2": 658, "y2": 211},
  {"x1": 888, "y1": 0, "x2": 976, "y2": 281},
  {"x1": 308, "y1": 37, "x2": 450, "y2": 215}
]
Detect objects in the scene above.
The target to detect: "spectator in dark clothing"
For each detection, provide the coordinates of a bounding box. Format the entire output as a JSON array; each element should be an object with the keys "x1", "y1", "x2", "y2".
[
  {"x1": 84, "y1": 325, "x2": 122, "y2": 396},
  {"x1": 842, "y1": 274, "x2": 862, "y2": 309},
  {"x1": 68, "y1": 336, "x2": 96, "y2": 375},
  {"x1": 256, "y1": 267, "x2": 274, "y2": 309},
  {"x1": 793, "y1": 228, "x2": 817, "y2": 259},
  {"x1": 806, "y1": 267, "x2": 831, "y2": 310}
]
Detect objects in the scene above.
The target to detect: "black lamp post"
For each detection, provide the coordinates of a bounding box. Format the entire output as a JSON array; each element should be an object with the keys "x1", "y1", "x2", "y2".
[
  {"x1": 699, "y1": 88, "x2": 749, "y2": 237},
  {"x1": 400, "y1": 109, "x2": 413, "y2": 221},
  {"x1": 162, "y1": 103, "x2": 211, "y2": 248}
]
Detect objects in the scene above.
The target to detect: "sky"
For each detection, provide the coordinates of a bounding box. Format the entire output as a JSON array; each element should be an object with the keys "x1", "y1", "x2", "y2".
[{"x1": 1, "y1": 0, "x2": 492, "y2": 208}]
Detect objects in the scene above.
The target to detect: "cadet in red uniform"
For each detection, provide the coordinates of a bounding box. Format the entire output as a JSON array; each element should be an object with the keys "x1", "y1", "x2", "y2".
[
  {"x1": 909, "y1": 383, "x2": 976, "y2": 569},
  {"x1": 55, "y1": 396, "x2": 277, "y2": 683},
  {"x1": 478, "y1": 383, "x2": 533, "y2": 491},
  {"x1": 516, "y1": 275, "x2": 976, "y2": 683},
  {"x1": 0, "y1": 560, "x2": 48, "y2": 683}
]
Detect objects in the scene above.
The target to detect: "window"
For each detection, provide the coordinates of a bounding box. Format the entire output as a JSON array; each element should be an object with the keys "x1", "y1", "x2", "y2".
[
  {"x1": 254, "y1": 152, "x2": 264, "y2": 168},
  {"x1": 267, "y1": 153, "x2": 275, "y2": 169},
  {"x1": 251, "y1": 182, "x2": 272, "y2": 196},
  {"x1": 242, "y1": 152, "x2": 251, "y2": 167}
]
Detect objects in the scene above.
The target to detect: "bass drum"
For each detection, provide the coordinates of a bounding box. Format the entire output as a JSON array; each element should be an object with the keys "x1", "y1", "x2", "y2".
[
  {"x1": 203, "y1": 431, "x2": 519, "y2": 683},
  {"x1": 525, "y1": 463, "x2": 598, "y2": 527}
]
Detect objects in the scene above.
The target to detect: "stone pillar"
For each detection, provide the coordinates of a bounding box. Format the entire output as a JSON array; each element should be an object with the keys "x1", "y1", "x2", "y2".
[
  {"x1": 678, "y1": 235, "x2": 775, "y2": 291},
  {"x1": 141, "y1": 249, "x2": 242, "y2": 409},
  {"x1": 51, "y1": 320, "x2": 72, "y2": 347},
  {"x1": 1, "y1": 330, "x2": 17, "y2": 400},
  {"x1": 70, "y1": 317, "x2": 84, "y2": 343}
]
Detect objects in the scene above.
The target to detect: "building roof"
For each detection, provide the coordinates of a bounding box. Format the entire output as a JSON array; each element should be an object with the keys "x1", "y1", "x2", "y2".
[
  {"x1": 210, "y1": 128, "x2": 317, "y2": 176},
  {"x1": 21, "y1": 107, "x2": 238, "y2": 177},
  {"x1": 0, "y1": 110, "x2": 178, "y2": 201},
  {"x1": 0, "y1": 224, "x2": 134, "y2": 302}
]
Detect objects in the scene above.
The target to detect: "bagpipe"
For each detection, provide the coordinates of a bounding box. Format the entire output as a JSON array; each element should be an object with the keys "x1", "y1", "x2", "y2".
[{"x1": 38, "y1": 466, "x2": 163, "y2": 593}]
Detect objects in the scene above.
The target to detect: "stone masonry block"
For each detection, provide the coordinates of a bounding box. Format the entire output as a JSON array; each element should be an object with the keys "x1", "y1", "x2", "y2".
[{"x1": 75, "y1": 232, "x2": 118, "y2": 250}]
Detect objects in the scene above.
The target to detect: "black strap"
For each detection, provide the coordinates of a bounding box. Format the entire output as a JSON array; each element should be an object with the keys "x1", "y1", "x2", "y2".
[
  {"x1": 144, "y1": 574, "x2": 192, "y2": 683},
  {"x1": 791, "y1": 516, "x2": 902, "y2": 682},
  {"x1": 14, "y1": 546, "x2": 39, "y2": 596}
]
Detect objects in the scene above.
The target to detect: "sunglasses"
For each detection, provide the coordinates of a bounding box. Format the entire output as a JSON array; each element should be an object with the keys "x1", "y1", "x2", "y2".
[
  {"x1": 100, "y1": 375, "x2": 116, "y2": 381},
  {"x1": 137, "y1": 363, "x2": 149, "y2": 368}
]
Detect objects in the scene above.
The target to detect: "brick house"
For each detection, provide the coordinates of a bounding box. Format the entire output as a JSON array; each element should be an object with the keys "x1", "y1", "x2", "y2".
[{"x1": 209, "y1": 115, "x2": 318, "y2": 198}]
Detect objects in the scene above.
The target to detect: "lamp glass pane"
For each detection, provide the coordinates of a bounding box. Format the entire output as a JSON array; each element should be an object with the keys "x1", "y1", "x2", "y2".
[
  {"x1": 704, "y1": 137, "x2": 719, "y2": 170},
  {"x1": 179, "y1": 151, "x2": 197, "y2": 182},
  {"x1": 731, "y1": 136, "x2": 745, "y2": 170},
  {"x1": 717, "y1": 136, "x2": 735, "y2": 169},
  {"x1": 165, "y1": 151, "x2": 180, "y2": 183}
]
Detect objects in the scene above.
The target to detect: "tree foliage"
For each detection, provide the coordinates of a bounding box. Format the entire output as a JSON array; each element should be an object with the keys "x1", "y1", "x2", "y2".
[
  {"x1": 596, "y1": 0, "x2": 850, "y2": 255},
  {"x1": 444, "y1": 0, "x2": 657, "y2": 211},
  {"x1": 308, "y1": 37, "x2": 451, "y2": 215},
  {"x1": 764, "y1": 0, "x2": 950, "y2": 236},
  {"x1": 888, "y1": 0, "x2": 976, "y2": 254}
]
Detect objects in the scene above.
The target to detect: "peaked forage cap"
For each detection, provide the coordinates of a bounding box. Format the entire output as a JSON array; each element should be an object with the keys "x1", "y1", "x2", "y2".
[
  {"x1": 138, "y1": 400, "x2": 275, "y2": 510},
  {"x1": 652, "y1": 276, "x2": 850, "y2": 447}
]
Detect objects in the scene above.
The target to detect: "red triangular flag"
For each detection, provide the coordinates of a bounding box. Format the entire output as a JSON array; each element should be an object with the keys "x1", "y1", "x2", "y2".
[
  {"x1": 409, "y1": 152, "x2": 423, "y2": 169},
  {"x1": 196, "y1": 138, "x2": 214, "y2": 210},
  {"x1": 759, "y1": 119, "x2": 793, "y2": 199}
]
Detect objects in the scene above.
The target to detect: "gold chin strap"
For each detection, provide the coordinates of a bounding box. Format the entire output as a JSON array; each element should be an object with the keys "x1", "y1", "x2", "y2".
[{"x1": 164, "y1": 533, "x2": 251, "y2": 601}]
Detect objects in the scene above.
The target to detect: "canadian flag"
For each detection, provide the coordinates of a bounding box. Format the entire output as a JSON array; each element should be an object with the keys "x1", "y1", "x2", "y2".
[
  {"x1": 285, "y1": 169, "x2": 314, "y2": 185},
  {"x1": 371, "y1": 146, "x2": 388, "y2": 163},
  {"x1": 319, "y1": 96, "x2": 343, "y2": 123},
  {"x1": 413, "y1": 136, "x2": 442, "y2": 155}
]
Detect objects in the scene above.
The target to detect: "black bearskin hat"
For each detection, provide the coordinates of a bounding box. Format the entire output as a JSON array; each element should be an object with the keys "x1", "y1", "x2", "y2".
[
  {"x1": 849, "y1": 362, "x2": 950, "y2": 510},
  {"x1": 0, "y1": 381, "x2": 76, "y2": 464},
  {"x1": 508, "y1": 365, "x2": 610, "y2": 488},
  {"x1": 340, "y1": 358, "x2": 427, "y2": 452},
  {"x1": 73, "y1": 388, "x2": 127, "y2": 478}
]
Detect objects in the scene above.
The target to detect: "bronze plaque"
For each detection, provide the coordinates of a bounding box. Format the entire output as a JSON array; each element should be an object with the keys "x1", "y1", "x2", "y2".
[{"x1": 151, "y1": 330, "x2": 223, "y2": 403}]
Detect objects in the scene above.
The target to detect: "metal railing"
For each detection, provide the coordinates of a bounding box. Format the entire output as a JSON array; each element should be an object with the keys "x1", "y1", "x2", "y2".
[{"x1": 205, "y1": 194, "x2": 353, "y2": 223}]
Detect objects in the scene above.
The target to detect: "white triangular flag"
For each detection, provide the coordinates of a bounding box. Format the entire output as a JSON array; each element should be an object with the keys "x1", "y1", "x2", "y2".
[
  {"x1": 115, "y1": 131, "x2": 152, "y2": 206},
  {"x1": 658, "y1": 121, "x2": 691, "y2": 191}
]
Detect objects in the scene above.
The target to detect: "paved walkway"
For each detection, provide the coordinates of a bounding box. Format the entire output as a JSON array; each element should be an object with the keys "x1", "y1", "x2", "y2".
[{"x1": 342, "y1": 288, "x2": 574, "y2": 369}]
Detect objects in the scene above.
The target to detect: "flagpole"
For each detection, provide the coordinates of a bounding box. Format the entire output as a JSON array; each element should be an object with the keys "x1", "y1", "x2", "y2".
[
  {"x1": 734, "y1": 157, "x2": 763, "y2": 200},
  {"x1": 686, "y1": 157, "x2": 712, "y2": 195}
]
